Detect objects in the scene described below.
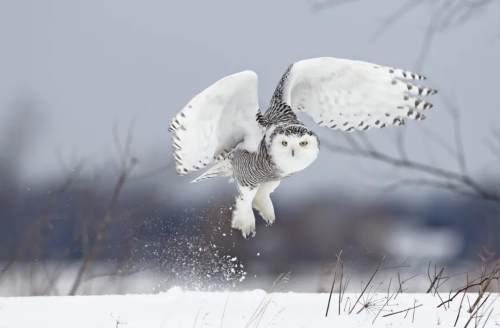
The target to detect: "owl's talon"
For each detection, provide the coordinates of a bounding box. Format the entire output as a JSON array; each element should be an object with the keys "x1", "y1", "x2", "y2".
[
  {"x1": 241, "y1": 229, "x2": 256, "y2": 239},
  {"x1": 232, "y1": 186, "x2": 257, "y2": 237},
  {"x1": 232, "y1": 215, "x2": 256, "y2": 238},
  {"x1": 257, "y1": 210, "x2": 275, "y2": 226},
  {"x1": 252, "y1": 181, "x2": 280, "y2": 227}
]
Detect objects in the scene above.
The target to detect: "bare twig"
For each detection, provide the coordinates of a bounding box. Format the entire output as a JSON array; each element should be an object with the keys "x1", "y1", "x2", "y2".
[
  {"x1": 463, "y1": 294, "x2": 490, "y2": 328},
  {"x1": 437, "y1": 261, "x2": 500, "y2": 308},
  {"x1": 128, "y1": 162, "x2": 173, "y2": 181},
  {"x1": 338, "y1": 254, "x2": 345, "y2": 315},
  {"x1": 372, "y1": 0, "x2": 423, "y2": 38},
  {"x1": 412, "y1": 299, "x2": 417, "y2": 323},
  {"x1": 348, "y1": 256, "x2": 385, "y2": 314},
  {"x1": 68, "y1": 129, "x2": 137, "y2": 295},
  {"x1": 325, "y1": 249, "x2": 343, "y2": 317},
  {"x1": 454, "y1": 288, "x2": 466, "y2": 327},
  {"x1": 322, "y1": 139, "x2": 500, "y2": 202},
  {"x1": 372, "y1": 291, "x2": 396, "y2": 324},
  {"x1": 468, "y1": 270, "x2": 495, "y2": 314},
  {"x1": 427, "y1": 264, "x2": 446, "y2": 293},
  {"x1": 480, "y1": 305, "x2": 494, "y2": 328},
  {"x1": 382, "y1": 303, "x2": 422, "y2": 318},
  {"x1": 309, "y1": 0, "x2": 360, "y2": 12},
  {"x1": 317, "y1": 0, "x2": 499, "y2": 67}
]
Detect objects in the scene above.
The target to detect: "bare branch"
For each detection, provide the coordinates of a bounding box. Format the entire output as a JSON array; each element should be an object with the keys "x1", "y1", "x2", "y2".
[
  {"x1": 129, "y1": 162, "x2": 174, "y2": 181},
  {"x1": 348, "y1": 256, "x2": 384, "y2": 314},
  {"x1": 463, "y1": 294, "x2": 490, "y2": 328},
  {"x1": 372, "y1": 0, "x2": 423, "y2": 39},
  {"x1": 309, "y1": 0, "x2": 360, "y2": 12},
  {"x1": 381, "y1": 177, "x2": 478, "y2": 198},
  {"x1": 426, "y1": 265, "x2": 445, "y2": 293},
  {"x1": 382, "y1": 303, "x2": 422, "y2": 318},
  {"x1": 68, "y1": 130, "x2": 137, "y2": 295},
  {"x1": 437, "y1": 260, "x2": 500, "y2": 308},
  {"x1": 325, "y1": 249, "x2": 343, "y2": 317},
  {"x1": 314, "y1": 0, "x2": 499, "y2": 67},
  {"x1": 323, "y1": 137, "x2": 500, "y2": 202}
]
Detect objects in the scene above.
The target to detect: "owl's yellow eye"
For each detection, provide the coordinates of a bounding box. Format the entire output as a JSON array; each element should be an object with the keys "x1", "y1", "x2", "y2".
[
  {"x1": 281, "y1": 140, "x2": 288, "y2": 147},
  {"x1": 299, "y1": 140, "x2": 308, "y2": 147}
]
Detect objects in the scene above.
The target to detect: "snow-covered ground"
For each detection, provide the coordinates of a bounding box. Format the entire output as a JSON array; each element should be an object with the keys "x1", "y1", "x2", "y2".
[{"x1": 1, "y1": 289, "x2": 498, "y2": 328}]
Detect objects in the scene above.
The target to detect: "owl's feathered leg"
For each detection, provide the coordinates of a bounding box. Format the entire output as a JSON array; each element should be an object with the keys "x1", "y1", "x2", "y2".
[
  {"x1": 231, "y1": 185, "x2": 258, "y2": 238},
  {"x1": 252, "y1": 181, "x2": 280, "y2": 226}
]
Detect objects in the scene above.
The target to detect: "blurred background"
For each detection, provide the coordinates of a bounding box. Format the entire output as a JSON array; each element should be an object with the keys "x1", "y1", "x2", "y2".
[{"x1": 0, "y1": 0, "x2": 499, "y2": 296}]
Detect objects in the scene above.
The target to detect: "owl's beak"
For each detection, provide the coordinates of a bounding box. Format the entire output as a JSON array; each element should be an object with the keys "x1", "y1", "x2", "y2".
[{"x1": 291, "y1": 149, "x2": 295, "y2": 157}]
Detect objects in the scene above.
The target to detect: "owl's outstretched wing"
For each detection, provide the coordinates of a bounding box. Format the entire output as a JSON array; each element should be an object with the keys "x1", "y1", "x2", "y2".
[
  {"x1": 269, "y1": 57, "x2": 437, "y2": 131},
  {"x1": 169, "y1": 71, "x2": 262, "y2": 175}
]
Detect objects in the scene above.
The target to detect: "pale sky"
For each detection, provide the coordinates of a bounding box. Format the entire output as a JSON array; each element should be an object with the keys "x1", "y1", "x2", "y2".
[{"x1": 1, "y1": 0, "x2": 499, "y2": 201}]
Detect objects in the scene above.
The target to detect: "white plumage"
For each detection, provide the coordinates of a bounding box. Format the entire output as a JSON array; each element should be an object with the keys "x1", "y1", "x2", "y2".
[
  {"x1": 169, "y1": 57, "x2": 437, "y2": 237},
  {"x1": 281, "y1": 58, "x2": 434, "y2": 132},
  {"x1": 169, "y1": 71, "x2": 261, "y2": 176}
]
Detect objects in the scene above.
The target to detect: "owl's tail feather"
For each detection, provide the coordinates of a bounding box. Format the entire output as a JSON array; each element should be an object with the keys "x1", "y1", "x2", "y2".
[{"x1": 191, "y1": 160, "x2": 233, "y2": 183}]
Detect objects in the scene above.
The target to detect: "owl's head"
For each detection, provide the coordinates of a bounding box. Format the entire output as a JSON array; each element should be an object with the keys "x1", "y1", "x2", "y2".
[{"x1": 267, "y1": 125, "x2": 320, "y2": 176}]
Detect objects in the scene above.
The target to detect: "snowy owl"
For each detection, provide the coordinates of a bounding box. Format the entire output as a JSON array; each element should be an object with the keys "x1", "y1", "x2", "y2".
[{"x1": 169, "y1": 57, "x2": 437, "y2": 238}]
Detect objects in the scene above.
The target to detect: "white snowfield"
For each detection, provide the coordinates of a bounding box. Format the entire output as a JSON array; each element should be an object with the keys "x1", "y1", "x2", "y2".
[{"x1": 0, "y1": 289, "x2": 498, "y2": 328}]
